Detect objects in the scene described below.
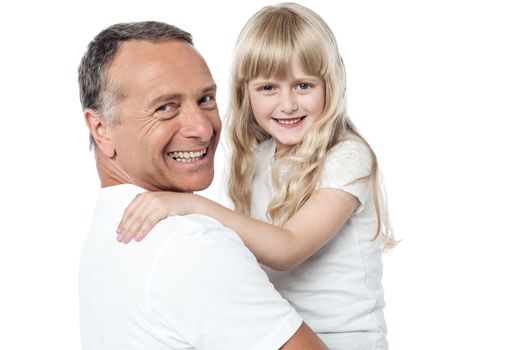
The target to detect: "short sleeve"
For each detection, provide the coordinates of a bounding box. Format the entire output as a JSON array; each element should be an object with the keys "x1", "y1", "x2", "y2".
[
  {"x1": 319, "y1": 139, "x2": 373, "y2": 214},
  {"x1": 147, "y1": 216, "x2": 303, "y2": 350}
]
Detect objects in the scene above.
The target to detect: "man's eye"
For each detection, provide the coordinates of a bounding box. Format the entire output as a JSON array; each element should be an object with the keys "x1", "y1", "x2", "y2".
[
  {"x1": 198, "y1": 95, "x2": 217, "y2": 110},
  {"x1": 199, "y1": 95, "x2": 215, "y2": 104},
  {"x1": 155, "y1": 103, "x2": 177, "y2": 113}
]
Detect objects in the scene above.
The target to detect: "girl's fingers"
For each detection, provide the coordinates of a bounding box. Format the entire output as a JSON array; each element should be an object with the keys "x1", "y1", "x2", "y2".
[
  {"x1": 116, "y1": 193, "x2": 166, "y2": 243},
  {"x1": 126, "y1": 211, "x2": 150, "y2": 243},
  {"x1": 134, "y1": 217, "x2": 157, "y2": 242},
  {"x1": 117, "y1": 195, "x2": 143, "y2": 234},
  {"x1": 120, "y1": 209, "x2": 161, "y2": 243}
]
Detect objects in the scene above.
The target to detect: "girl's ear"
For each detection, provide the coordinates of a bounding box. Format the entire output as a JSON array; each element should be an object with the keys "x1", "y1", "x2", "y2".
[{"x1": 84, "y1": 109, "x2": 116, "y2": 158}]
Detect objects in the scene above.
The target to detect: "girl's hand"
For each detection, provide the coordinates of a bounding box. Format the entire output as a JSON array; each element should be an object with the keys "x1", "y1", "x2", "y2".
[{"x1": 116, "y1": 192, "x2": 190, "y2": 243}]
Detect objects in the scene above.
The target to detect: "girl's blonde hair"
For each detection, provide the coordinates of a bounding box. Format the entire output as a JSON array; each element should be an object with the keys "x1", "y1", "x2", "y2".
[{"x1": 226, "y1": 3, "x2": 396, "y2": 249}]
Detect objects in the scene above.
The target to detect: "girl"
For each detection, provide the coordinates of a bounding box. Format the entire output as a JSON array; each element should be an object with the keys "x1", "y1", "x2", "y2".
[{"x1": 117, "y1": 3, "x2": 396, "y2": 349}]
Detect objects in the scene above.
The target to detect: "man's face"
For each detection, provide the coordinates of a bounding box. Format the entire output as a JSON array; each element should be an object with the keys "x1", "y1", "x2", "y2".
[{"x1": 106, "y1": 40, "x2": 221, "y2": 192}]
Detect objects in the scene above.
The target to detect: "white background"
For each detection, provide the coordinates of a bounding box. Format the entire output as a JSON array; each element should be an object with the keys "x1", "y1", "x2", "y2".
[{"x1": 1, "y1": 0, "x2": 525, "y2": 349}]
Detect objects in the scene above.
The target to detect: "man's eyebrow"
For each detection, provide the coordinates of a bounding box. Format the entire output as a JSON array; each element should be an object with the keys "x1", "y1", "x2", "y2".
[
  {"x1": 148, "y1": 93, "x2": 183, "y2": 110},
  {"x1": 201, "y1": 84, "x2": 217, "y2": 95},
  {"x1": 147, "y1": 85, "x2": 217, "y2": 109}
]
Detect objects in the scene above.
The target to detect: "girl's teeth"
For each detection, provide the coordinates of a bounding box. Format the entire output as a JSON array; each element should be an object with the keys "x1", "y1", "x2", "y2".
[{"x1": 278, "y1": 118, "x2": 302, "y2": 125}]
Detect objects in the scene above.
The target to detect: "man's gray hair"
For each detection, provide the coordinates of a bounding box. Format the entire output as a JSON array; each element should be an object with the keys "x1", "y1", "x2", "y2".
[{"x1": 78, "y1": 21, "x2": 193, "y2": 149}]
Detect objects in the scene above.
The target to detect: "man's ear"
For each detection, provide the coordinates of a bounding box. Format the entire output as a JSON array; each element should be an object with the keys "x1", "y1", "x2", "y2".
[{"x1": 84, "y1": 109, "x2": 116, "y2": 158}]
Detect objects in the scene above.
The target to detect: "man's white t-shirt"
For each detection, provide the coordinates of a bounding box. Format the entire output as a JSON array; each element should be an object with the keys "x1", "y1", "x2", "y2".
[
  {"x1": 79, "y1": 184, "x2": 302, "y2": 350},
  {"x1": 251, "y1": 138, "x2": 387, "y2": 350}
]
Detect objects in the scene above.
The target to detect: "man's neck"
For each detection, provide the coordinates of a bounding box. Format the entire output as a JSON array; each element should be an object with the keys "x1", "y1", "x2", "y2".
[{"x1": 95, "y1": 150, "x2": 137, "y2": 189}]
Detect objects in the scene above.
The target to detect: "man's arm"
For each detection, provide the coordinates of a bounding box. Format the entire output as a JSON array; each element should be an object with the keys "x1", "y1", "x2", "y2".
[{"x1": 280, "y1": 322, "x2": 327, "y2": 350}]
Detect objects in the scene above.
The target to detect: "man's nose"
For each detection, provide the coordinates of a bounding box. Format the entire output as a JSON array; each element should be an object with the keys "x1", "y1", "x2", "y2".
[
  {"x1": 280, "y1": 90, "x2": 298, "y2": 114},
  {"x1": 179, "y1": 103, "x2": 214, "y2": 140}
]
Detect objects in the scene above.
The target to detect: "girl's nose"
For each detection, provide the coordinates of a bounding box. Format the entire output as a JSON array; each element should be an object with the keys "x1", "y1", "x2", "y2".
[{"x1": 280, "y1": 91, "x2": 298, "y2": 114}]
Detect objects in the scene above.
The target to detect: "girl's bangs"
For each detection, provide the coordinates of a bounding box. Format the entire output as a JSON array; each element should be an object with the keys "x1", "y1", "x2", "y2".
[{"x1": 238, "y1": 11, "x2": 326, "y2": 81}]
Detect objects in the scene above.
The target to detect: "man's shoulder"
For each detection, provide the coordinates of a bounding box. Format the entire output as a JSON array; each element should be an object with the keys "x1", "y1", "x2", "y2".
[
  {"x1": 149, "y1": 214, "x2": 249, "y2": 263},
  {"x1": 155, "y1": 213, "x2": 241, "y2": 245},
  {"x1": 144, "y1": 217, "x2": 303, "y2": 350},
  {"x1": 146, "y1": 214, "x2": 263, "y2": 296}
]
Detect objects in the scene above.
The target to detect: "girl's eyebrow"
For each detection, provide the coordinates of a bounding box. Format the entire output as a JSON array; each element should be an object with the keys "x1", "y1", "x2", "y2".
[
  {"x1": 293, "y1": 75, "x2": 322, "y2": 81},
  {"x1": 249, "y1": 78, "x2": 276, "y2": 85},
  {"x1": 250, "y1": 75, "x2": 321, "y2": 84}
]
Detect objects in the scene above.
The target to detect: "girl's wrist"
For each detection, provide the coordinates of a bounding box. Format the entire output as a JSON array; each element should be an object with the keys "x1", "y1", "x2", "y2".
[
  {"x1": 189, "y1": 194, "x2": 208, "y2": 216},
  {"x1": 166, "y1": 193, "x2": 197, "y2": 217}
]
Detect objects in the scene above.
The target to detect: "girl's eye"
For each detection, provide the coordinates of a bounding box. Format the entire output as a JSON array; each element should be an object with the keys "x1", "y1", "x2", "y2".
[
  {"x1": 262, "y1": 85, "x2": 274, "y2": 91},
  {"x1": 297, "y1": 82, "x2": 310, "y2": 90}
]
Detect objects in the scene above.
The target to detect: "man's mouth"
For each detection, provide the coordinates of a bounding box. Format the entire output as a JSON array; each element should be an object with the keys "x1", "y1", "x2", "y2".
[
  {"x1": 167, "y1": 148, "x2": 207, "y2": 163},
  {"x1": 273, "y1": 116, "x2": 306, "y2": 125}
]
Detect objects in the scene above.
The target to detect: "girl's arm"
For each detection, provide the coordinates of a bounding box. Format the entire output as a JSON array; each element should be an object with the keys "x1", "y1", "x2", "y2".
[{"x1": 117, "y1": 189, "x2": 357, "y2": 271}]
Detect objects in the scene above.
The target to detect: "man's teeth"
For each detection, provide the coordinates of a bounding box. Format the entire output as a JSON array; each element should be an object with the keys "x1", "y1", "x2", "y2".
[
  {"x1": 168, "y1": 149, "x2": 207, "y2": 163},
  {"x1": 277, "y1": 117, "x2": 304, "y2": 125}
]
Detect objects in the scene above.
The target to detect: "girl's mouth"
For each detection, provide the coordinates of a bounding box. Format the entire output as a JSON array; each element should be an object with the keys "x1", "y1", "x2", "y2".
[{"x1": 273, "y1": 115, "x2": 306, "y2": 126}]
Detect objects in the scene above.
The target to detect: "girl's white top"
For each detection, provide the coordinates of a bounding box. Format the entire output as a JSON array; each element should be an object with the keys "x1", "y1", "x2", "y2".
[{"x1": 251, "y1": 136, "x2": 387, "y2": 350}]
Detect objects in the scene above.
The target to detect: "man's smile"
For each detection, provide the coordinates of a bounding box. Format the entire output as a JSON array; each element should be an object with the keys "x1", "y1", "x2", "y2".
[{"x1": 167, "y1": 147, "x2": 208, "y2": 163}]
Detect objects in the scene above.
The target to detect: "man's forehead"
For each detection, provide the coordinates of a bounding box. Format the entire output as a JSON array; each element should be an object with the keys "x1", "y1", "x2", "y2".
[
  {"x1": 110, "y1": 39, "x2": 203, "y2": 72},
  {"x1": 107, "y1": 39, "x2": 213, "y2": 102}
]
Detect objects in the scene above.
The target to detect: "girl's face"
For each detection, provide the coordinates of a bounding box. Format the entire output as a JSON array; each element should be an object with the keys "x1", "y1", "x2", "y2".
[{"x1": 248, "y1": 55, "x2": 325, "y2": 152}]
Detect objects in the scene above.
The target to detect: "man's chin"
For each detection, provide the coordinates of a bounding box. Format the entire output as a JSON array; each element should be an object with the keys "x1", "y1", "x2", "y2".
[{"x1": 169, "y1": 175, "x2": 214, "y2": 193}]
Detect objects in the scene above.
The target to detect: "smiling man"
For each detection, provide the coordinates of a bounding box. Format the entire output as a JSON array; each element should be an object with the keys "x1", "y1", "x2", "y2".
[
  {"x1": 78, "y1": 21, "x2": 326, "y2": 350},
  {"x1": 87, "y1": 39, "x2": 219, "y2": 192}
]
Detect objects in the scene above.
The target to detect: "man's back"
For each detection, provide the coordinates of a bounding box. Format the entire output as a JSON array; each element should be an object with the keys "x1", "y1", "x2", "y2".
[{"x1": 79, "y1": 184, "x2": 303, "y2": 349}]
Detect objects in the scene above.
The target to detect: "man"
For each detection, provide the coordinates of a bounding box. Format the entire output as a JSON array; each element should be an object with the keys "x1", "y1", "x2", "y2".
[{"x1": 79, "y1": 21, "x2": 327, "y2": 350}]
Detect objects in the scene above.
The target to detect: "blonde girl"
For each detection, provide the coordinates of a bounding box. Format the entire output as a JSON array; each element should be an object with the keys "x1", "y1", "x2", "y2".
[{"x1": 117, "y1": 3, "x2": 396, "y2": 349}]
